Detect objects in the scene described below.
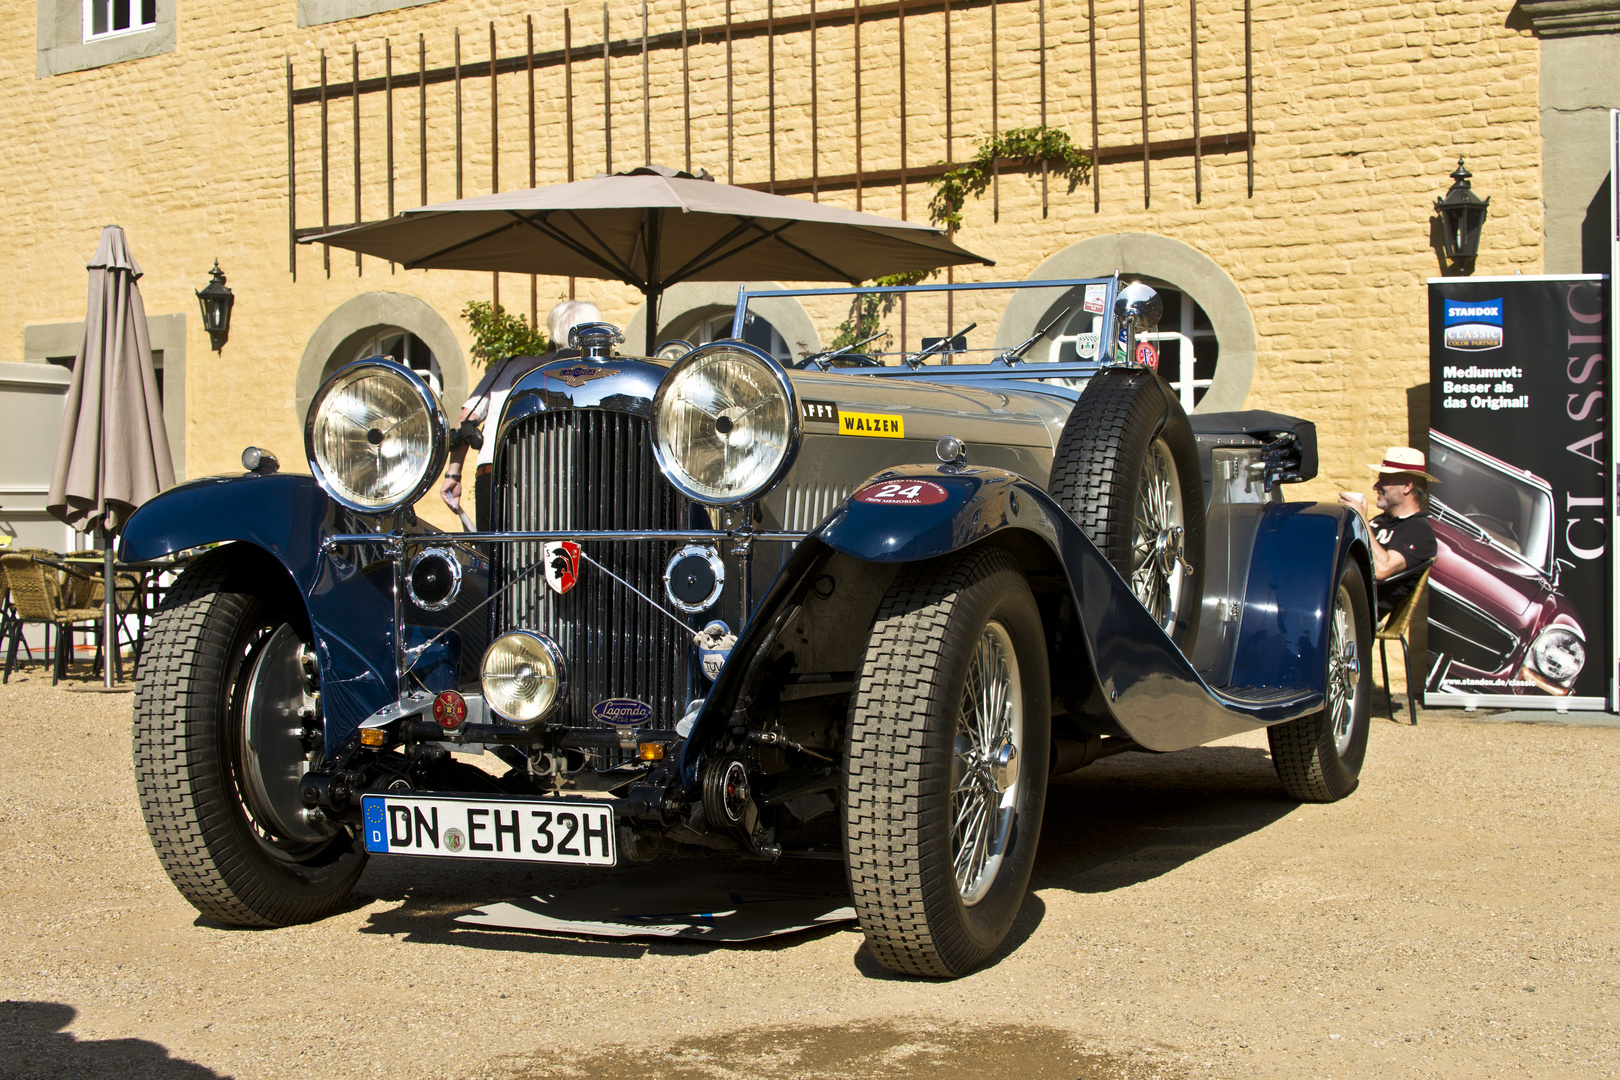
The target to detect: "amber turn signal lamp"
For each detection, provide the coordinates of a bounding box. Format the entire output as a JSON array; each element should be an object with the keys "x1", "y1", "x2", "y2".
[
  {"x1": 359, "y1": 728, "x2": 387, "y2": 747},
  {"x1": 638, "y1": 743, "x2": 665, "y2": 761}
]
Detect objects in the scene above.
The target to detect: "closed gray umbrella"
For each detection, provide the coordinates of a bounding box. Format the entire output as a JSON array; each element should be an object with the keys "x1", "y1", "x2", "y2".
[
  {"x1": 47, "y1": 225, "x2": 174, "y2": 686},
  {"x1": 310, "y1": 165, "x2": 993, "y2": 354}
]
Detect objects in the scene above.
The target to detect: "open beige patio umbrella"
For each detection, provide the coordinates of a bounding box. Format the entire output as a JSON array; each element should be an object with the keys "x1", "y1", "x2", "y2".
[
  {"x1": 47, "y1": 225, "x2": 174, "y2": 686},
  {"x1": 310, "y1": 165, "x2": 993, "y2": 354}
]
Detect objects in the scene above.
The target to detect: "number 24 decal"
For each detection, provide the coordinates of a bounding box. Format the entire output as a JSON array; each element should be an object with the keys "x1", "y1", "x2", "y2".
[{"x1": 854, "y1": 479, "x2": 949, "y2": 505}]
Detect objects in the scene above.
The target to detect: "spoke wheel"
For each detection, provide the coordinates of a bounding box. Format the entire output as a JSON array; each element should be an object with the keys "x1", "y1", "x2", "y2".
[
  {"x1": 1269, "y1": 560, "x2": 1373, "y2": 802},
  {"x1": 1326, "y1": 587, "x2": 1362, "y2": 758},
  {"x1": 951, "y1": 621, "x2": 1023, "y2": 906},
  {"x1": 1048, "y1": 367, "x2": 1204, "y2": 647},
  {"x1": 134, "y1": 556, "x2": 365, "y2": 927},
  {"x1": 1128, "y1": 437, "x2": 1189, "y2": 633},
  {"x1": 845, "y1": 547, "x2": 1050, "y2": 979}
]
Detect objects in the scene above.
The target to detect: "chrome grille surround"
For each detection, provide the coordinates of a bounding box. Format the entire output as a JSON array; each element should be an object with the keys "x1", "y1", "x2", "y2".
[{"x1": 491, "y1": 408, "x2": 697, "y2": 750}]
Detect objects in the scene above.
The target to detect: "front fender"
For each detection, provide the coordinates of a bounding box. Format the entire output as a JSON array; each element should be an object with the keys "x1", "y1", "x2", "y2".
[
  {"x1": 681, "y1": 466, "x2": 1361, "y2": 779},
  {"x1": 815, "y1": 465, "x2": 1050, "y2": 563},
  {"x1": 120, "y1": 474, "x2": 398, "y2": 752}
]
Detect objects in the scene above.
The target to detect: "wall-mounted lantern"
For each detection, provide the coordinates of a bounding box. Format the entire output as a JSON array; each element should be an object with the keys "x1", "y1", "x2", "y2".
[
  {"x1": 1434, "y1": 158, "x2": 1490, "y2": 276},
  {"x1": 196, "y1": 260, "x2": 235, "y2": 350}
]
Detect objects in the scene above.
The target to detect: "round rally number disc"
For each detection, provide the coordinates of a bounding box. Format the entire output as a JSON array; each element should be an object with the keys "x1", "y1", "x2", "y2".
[
  {"x1": 433, "y1": 690, "x2": 468, "y2": 729},
  {"x1": 853, "y1": 480, "x2": 951, "y2": 506}
]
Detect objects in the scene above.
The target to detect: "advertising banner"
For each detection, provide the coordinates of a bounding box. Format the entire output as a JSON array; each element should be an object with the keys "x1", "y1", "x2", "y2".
[{"x1": 1427, "y1": 276, "x2": 1611, "y2": 710}]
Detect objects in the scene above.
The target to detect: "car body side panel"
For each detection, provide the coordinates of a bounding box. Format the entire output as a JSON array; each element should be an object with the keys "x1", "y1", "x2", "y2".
[
  {"x1": 118, "y1": 474, "x2": 398, "y2": 752},
  {"x1": 1228, "y1": 502, "x2": 1370, "y2": 693},
  {"x1": 683, "y1": 465, "x2": 1357, "y2": 769}
]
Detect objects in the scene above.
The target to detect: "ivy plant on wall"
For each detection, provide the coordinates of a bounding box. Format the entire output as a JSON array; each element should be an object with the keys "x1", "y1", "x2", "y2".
[{"x1": 928, "y1": 126, "x2": 1093, "y2": 231}]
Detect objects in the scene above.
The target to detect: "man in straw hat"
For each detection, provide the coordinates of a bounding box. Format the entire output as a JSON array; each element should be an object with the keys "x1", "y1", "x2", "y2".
[{"x1": 1338, "y1": 446, "x2": 1440, "y2": 618}]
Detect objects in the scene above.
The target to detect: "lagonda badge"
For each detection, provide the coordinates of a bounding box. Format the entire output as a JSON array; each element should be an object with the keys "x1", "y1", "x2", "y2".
[
  {"x1": 551, "y1": 365, "x2": 620, "y2": 388},
  {"x1": 591, "y1": 698, "x2": 653, "y2": 726},
  {"x1": 544, "y1": 541, "x2": 582, "y2": 595}
]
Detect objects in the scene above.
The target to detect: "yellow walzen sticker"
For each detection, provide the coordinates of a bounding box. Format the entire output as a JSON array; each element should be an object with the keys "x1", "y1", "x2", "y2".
[{"x1": 838, "y1": 411, "x2": 905, "y2": 438}]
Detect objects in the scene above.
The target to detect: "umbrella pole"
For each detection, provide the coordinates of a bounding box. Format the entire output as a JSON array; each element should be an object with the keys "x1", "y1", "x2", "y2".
[
  {"x1": 645, "y1": 288, "x2": 661, "y2": 356},
  {"x1": 102, "y1": 524, "x2": 118, "y2": 687}
]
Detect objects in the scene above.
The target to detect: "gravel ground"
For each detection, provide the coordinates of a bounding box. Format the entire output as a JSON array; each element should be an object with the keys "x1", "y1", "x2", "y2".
[{"x1": 1, "y1": 662, "x2": 1616, "y2": 1080}]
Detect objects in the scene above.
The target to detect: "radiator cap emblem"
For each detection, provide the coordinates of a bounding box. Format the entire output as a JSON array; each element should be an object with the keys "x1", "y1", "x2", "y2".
[
  {"x1": 591, "y1": 698, "x2": 653, "y2": 726},
  {"x1": 544, "y1": 541, "x2": 582, "y2": 595},
  {"x1": 551, "y1": 365, "x2": 620, "y2": 388}
]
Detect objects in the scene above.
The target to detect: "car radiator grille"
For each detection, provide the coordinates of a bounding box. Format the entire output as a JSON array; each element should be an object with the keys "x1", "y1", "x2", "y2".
[
  {"x1": 1427, "y1": 584, "x2": 1518, "y2": 675},
  {"x1": 492, "y1": 409, "x2": 697, "y2": 750}
]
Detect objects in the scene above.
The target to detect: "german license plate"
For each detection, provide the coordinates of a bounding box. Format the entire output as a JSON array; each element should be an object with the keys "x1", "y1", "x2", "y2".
[{"x1": 360, "y1": 793, "x2": 616, "y2": 866}]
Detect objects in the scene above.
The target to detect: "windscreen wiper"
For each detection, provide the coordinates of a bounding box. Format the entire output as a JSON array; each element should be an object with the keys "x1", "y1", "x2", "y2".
[
  {"x1": 995, "y1": 306, "x2": 1073, "y2": 365},
  {"x1": 904, "y1": 322, "x2": 978, "y2": 369},
  {"x1": 795, "y1": 330, "x2": 885, "y2": 368}
]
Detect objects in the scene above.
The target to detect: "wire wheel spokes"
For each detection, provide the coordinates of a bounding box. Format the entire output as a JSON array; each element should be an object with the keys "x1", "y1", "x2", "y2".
[
  {"x1": 1327, "y1": 585, "x2": 1361, "y2": 756},
  {"x1": 1128, "y1": 438, "x2": 1187, "y2": 632},
  {"x1": 951, "y1": 620, "x2": 1024, "y2": 906}
]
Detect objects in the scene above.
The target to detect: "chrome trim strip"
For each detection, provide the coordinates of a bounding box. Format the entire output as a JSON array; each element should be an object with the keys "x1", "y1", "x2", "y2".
[{"x1": 322, "y1": 530, "x2": 811, "y2": 552}]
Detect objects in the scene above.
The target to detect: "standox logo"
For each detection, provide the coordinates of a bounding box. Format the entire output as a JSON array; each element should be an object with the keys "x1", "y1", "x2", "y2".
[{"x1": 1443, "y1": 298, "x2": 1504, "y2": 351}]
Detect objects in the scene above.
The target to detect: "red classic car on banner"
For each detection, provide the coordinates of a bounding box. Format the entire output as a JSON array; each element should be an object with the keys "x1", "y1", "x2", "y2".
[{"x1": 1425, "y1": 431, "x2": 1587, "y2": 697}]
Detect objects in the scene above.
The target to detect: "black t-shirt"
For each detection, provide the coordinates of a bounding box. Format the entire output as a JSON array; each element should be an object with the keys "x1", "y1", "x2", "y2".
[{"x1": 1370, "y1": 510, "x2": 1437, "y2": 618}]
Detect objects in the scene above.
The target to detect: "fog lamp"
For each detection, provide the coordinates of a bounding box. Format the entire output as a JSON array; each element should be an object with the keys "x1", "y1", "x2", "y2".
[{"x1": 480, "y1": 631, "x2": 566, "y2": 725}]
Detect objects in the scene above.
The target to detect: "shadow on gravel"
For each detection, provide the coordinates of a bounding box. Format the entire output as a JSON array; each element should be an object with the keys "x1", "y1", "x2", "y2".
[
  {"x1": 0, "y1": 1001, "x2": 222, "y2": 1080},
  {"x1": 356, "y1": 857, "x2": 856, "y2": 961},
  {"x1": 351, "y1": 743, "x2": 1289, "y2": 973},
  {"x1": 498, "y1": 1018, "x2": 1176, "y2": 1080},
  {"x1": 1034, "y1": 744, "x2": 1296, "y2": 894}
]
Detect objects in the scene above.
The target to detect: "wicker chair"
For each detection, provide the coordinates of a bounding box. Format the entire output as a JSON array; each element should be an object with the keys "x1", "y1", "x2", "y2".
[
  {"x1": 0, "y1": 553, "x2": 104, "y2": 685},
  {"x1": 1376, "y1": 565, "x2": 1432, "y2": 725},
  {"x1": 0, "y1": 554, "x2": 33, "y2": 674},
  {"x1": 59, "y1": 553, "x2": 143, "y2": 678}
]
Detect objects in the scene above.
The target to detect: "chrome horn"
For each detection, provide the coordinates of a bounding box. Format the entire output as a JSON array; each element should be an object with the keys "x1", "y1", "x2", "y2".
[{"x1": 1112, "y1": 282, "x2": 1162, "y2": 369}]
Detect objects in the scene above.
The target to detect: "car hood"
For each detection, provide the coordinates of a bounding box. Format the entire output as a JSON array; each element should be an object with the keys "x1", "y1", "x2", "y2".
[{"x1": 1431, "y1": 518, "x2": 1548, "y2": 622}]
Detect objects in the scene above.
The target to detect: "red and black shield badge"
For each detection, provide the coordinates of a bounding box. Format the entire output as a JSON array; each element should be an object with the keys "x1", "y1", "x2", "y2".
[{"x1": 544, "y1": 541, "x2": 582, "y2": 595}]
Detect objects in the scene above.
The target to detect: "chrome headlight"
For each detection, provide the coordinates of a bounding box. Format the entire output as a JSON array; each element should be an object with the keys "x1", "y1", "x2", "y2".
[
  {"x1": 481, "y1": 631, "x2": 566, "y2": 725},
  {"x1": 305, "y1": 358, "x2": 446, "y2": 513},
  {"x1": 1528, "y1": 626, "x2": 1585, "y2": 684},
  {"x1": 652, "y1": 341, "x2": 801, "y2": 505}
]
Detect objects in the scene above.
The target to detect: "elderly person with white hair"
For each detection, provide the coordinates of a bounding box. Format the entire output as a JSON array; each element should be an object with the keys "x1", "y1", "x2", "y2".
[{"x1": 441, "y1": 299, "x2": 601, "y2": 527}]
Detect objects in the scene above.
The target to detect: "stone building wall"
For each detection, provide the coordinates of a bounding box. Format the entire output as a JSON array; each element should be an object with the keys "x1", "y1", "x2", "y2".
[{"x1": 3, "y1": 0, "x2": 1543, "y2": 527}]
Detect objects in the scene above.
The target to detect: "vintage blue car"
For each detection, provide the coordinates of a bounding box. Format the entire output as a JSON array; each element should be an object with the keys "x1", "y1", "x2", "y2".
[{"x1": 126, "y1": 277, "x2": 1371, "y2": 978}]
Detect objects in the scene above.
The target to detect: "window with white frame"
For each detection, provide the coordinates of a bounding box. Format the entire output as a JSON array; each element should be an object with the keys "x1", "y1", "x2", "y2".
[
  {"x1": 85, "y1": 0, "x2": 156, "y2": 39},
  {"x1": 348, "y1": 328, "x2": 442, "y2": 395},
  {"x1": 681, "y1": 310, "x2": 792, "y2": 365},
  {"x1": 1042, "y1": 279, "x2": 1219, "y2": 410}
]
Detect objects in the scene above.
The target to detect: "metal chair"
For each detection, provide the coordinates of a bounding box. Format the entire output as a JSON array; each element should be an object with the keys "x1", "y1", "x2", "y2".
[
  {"x1": 1376, "y1": 565, "x2": 1431, "y2": 725},
  {"x1": 0, "y1": 553, "x2": 104, "y2": 685}
]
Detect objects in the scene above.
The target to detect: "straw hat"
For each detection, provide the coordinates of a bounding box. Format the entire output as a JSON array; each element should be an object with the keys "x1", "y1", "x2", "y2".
[{"x1": 1367, "y1": 446, "x2": 1439, "y2": 482}]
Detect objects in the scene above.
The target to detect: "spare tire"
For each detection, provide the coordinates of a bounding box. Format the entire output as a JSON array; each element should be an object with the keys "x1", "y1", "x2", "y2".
[{"x1": 1048, "y1": 367, "x2": 1205, "y2": 646}]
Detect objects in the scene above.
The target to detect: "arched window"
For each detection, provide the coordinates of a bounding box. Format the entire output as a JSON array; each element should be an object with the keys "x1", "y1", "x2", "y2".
[
  {"x1": 998, "y1": 234, "x2": 1256, "y2": 413},
  {"x1": 681, "y1": 309, "x2": 792, "y2": 364}
]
